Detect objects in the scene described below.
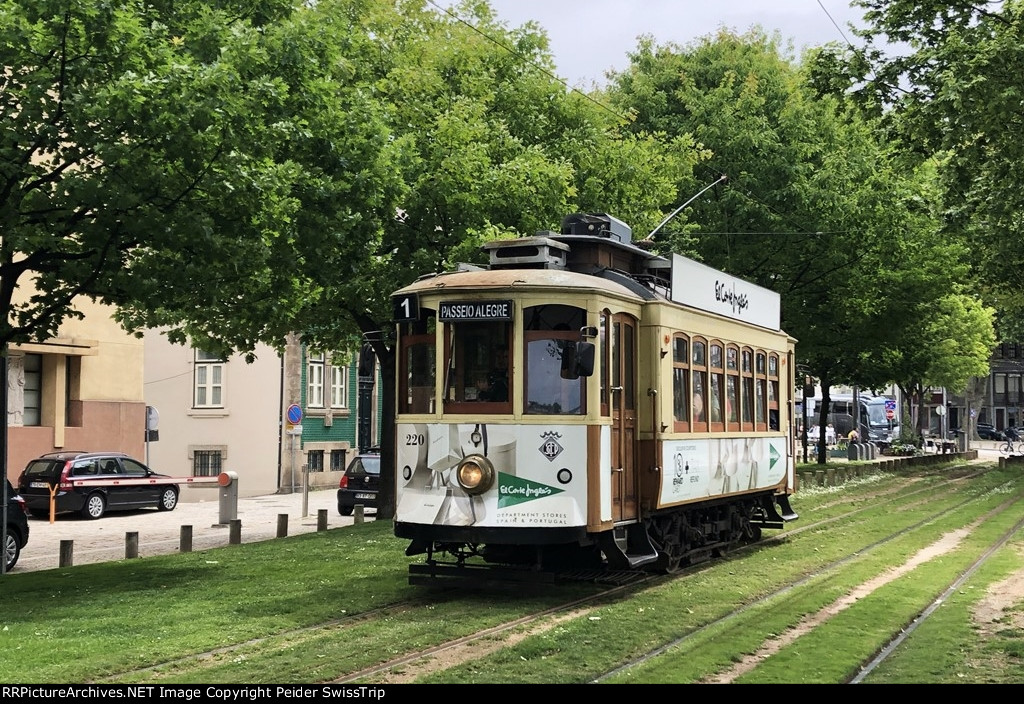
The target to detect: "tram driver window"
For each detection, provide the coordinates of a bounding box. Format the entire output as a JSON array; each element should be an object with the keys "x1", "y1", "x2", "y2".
[
  {"x1": 443, "y1": 321, "x2": 511, "y2": 410},
  {"x1": 524, "y1": 304, "x2": 586, "y2": 415}
]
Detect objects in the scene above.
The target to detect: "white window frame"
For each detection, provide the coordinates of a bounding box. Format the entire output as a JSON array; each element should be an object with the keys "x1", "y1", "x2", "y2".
[
  {"x1": 194, "y1": 350, "x2": 225, "y2": 408},
  {"x1": 330, "y1": 360, "x2": 348, "y2": 409},
  {"x1": 307, "y1": 351, "x2": 325, "y2": 409}
]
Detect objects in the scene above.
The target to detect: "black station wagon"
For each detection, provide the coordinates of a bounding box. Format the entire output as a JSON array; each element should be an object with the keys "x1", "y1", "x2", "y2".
[
  {"x1": 17, "y1": 451, "x2": 179, "y2": 520},
  {"x1": 337, "y1": 451, "x2": 380, "y2": 516}
]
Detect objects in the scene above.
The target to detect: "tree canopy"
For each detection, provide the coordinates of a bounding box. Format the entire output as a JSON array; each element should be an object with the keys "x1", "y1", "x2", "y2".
[
  {"x1": 604, "y1": 26, "x2": 994, "y2": 456},
  {"x1": 846, "y1": 0, "x2": 1024, "y2": 341}
]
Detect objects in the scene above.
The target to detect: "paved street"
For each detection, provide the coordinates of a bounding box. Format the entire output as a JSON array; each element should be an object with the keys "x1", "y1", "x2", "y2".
[{"x1": 7, "y1": 487, "x2": 376, "y2": 574}]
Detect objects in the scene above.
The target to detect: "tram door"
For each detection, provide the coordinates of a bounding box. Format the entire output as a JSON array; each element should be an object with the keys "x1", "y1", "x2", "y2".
[{"x1": 609, "y1": 314, "x2": 638, "y2": 522}]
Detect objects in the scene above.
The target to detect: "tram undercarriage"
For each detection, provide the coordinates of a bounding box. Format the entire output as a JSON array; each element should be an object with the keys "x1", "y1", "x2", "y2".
[{"x1": 405, "y1": 492, "x2": 797, "y2": 583}]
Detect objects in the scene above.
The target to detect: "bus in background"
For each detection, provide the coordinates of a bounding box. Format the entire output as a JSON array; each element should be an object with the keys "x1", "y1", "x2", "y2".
[{"x1": 796, "y1": 393, "x2": 898, "y2": 445}]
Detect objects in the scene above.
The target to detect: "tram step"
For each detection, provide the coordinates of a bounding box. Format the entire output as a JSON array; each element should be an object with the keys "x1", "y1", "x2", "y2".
[{"x1": 606, "y1": 523, "x2": 659, "y2": 569}]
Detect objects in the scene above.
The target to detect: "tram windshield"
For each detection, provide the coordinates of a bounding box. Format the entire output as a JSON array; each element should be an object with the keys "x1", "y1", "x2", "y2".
[{"x1": 397, "y1": 300, "x2": 591, "y2": 416}]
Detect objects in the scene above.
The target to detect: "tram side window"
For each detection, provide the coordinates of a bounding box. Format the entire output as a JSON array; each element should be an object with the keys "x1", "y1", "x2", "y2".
[
  {"x1": 692, "y1": 338, "x2": 708, "y2": 430},
  {"x1": 726, "y1": 345, "x2": 740, "y2": 430},
  {"x1": 755, "y1": 351, "x2": 767, "y2": 429},
  {"x1": 741, "y1": 348, "x2": 754, "y2": 428},
  {"x1": 525, "y1": 304, "x2": 586, "y2": 415},
  {"x1": 444, "y1": 321, "x2": 510, "y2": 410},
  {"x1": 672, "y1": 335, "x2": 689, "y2": 430},
  {"x1": 709, "y1": 342, "x2": 724, "y2": 429},
  {"x1": 399, "y1": 311, "x2": 436, "y2": 414}
]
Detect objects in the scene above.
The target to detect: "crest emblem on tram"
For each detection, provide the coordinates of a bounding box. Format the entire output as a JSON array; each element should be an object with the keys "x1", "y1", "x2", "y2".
[{"x1": 539, "y1": 431, "x2": 564, "y2": 461}]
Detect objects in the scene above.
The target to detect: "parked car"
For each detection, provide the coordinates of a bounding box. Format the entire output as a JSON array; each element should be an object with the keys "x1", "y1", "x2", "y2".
[
  {"x1": 3, "y1": 479, "x2": 30, "y2": 571},
  {"x1": 17, "y1": 451, "x2": 179, "y2": 520},
  {"x1": 337, "y1": 451, "x2": 380, "y2": 516},
  {"x1": 976, "y1": 423, "x2": 1005, "y2": 441}
]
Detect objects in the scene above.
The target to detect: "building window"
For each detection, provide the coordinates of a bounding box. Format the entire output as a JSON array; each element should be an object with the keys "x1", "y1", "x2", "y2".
[
  {"x1": 330, "y1": 449, "x2": 347, "y2": 472},
  {"x1": 194, "y1": 350, "x2": 224, "y2": 408},
  {"x1": 193, "y1": 450, "x2": 223, "y2": 477},
  {"x1": 330, "y1": 360, "x2": 348, "y2": 409},
  {"x1": 23, "y1": 354, "x2": 41, "y2": 426},
  {"x1": 307, "y1": 450, "x2": 324, "y2": 473},
  {"x1": 307, "y1": 352, "x2": 325, "y2": 409}
]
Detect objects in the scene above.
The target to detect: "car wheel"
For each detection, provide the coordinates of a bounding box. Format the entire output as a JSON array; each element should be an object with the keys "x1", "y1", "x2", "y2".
[
  {"x1": 157, "y1": 487, "x2": 178, "y2": 511},
  {"x1": 4, "y1": 530, "x2": 19, "y2": 572},
  {"x1": 81, "y1": 493, "x2": 106, "y2": 519},
  {"x1": 339, "y1": 506, "x2": 354, "y2": 516}
]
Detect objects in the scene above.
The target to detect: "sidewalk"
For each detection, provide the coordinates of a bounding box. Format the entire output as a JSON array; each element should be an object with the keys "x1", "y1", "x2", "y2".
[{"x1": 9, "y1": 488, "x2": 375, "y2": 574}]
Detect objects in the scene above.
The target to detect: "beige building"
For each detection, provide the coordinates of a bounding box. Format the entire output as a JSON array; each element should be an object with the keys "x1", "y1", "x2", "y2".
[
  {"x1": 142, "y1": 331, "x2": 285, "y2": 500},
  {"x1": 5, "y1": 298, "x2": 145, "y2": 481},
  {"x1": 142, "y1": 332, "x2": 369, "y2": 500}
]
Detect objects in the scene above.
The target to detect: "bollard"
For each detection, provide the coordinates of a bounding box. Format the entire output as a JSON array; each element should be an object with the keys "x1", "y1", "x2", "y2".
[
  {"x1": 229, "y1": 518, "x2": 241, "y2": 545},
  {"x1": 126, "y1": 532, "x2": 139, "y2": 559},
  {"x1": 277, "y1": 513, "x2": 289, "y2": 538},
  {"x1": 217, "y1": 471, "x2": 239, "y2": 525},
  {"x1": 317, "y1": 509, "x2": 328, "y2": 532},
  {"x1": 59, "y1": 539, "x2": 74, "y2": 568},
  {"x1": 354, "y1": 504, "x2": 365, "y2": 524},
  {"x1": 180, "y1": 525, "x2": 193, "y2": 553}
]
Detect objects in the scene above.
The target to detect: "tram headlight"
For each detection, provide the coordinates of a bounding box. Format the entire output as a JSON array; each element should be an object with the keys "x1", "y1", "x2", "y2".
[{"x1": 456, "y1": 455, "x2": 495, "y2": 496}]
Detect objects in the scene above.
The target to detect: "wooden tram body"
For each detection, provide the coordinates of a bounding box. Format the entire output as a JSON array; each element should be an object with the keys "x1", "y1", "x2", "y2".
[{"x1": 392, "y1": 213, "x2": 798, "y2": 575}]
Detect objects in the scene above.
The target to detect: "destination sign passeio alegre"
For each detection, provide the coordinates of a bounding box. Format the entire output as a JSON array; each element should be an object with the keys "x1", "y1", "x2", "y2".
[{"x1": 438, "y1": 300, "x2": 513, "y2": 322}]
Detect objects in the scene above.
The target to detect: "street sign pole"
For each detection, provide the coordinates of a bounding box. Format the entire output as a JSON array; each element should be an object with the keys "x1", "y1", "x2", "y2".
[{"x1": 285, "y1": 404, "x2": 303, "y2": 495}]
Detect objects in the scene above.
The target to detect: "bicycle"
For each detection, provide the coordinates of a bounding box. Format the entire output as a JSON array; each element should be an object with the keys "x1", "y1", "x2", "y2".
[{"x1": 998, "y1": 436, "x2": 1024, "y2": 455}]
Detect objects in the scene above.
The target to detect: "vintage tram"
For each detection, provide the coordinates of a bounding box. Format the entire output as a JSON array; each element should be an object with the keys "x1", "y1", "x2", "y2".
[{"x1": 392, "y1": 213, "x2": 798, "y2": 578}]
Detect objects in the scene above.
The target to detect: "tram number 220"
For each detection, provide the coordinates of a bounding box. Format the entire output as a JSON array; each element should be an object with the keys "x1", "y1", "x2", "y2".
[{"x1": 405, "y1": 433, "x2": 425, "y2": 446}]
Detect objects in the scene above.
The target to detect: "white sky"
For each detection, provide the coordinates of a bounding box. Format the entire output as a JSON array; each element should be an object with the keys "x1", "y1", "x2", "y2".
[{"x1": 435, "y1": 1, "x2": 866, "y2": 88}]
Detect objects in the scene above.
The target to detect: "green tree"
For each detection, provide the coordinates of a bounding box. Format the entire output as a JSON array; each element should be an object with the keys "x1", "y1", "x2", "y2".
[
  {"x1": 605, "y1": 28, "x2": 975, "y2": 461},
  {"x1": 850, "y1": 0, "x2": 1024, "y2": 340},
  {"x1": 289, "y1": 0, "x2": 699, "y2": 515},
  {"x1": 894, "y1": 293, "x2": 995, "y2": 435},
  {"x1": 0, "y1": 0, "x2": 402, "y2": 358}
]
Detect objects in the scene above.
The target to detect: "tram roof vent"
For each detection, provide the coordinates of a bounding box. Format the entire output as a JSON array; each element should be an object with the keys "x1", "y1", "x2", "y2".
[
  {"x1": 561, "y1": 213, "x2": 632, "y2": 243},
  {"x1": 482, "y1": 236, "x2": 569, "y2": 270}
]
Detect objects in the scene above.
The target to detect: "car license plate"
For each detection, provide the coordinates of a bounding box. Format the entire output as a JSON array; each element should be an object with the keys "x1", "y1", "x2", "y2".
[
  {"x1": 30, "y1": 482, "x2": 49, "y2": 489},
  {"x1": 355, "y1": 493, "x2": 375, "y2": 500}
]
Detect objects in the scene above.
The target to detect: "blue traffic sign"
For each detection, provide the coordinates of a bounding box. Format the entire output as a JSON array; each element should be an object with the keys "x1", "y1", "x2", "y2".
[{"x1": 286, "y1": 404, "x2": 303, "y2": 425}]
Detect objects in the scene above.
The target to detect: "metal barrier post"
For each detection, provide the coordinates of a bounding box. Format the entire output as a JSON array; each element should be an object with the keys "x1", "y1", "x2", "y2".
[{"x1": 217, "y1": 471, "x2": 239, "y2": 525}]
